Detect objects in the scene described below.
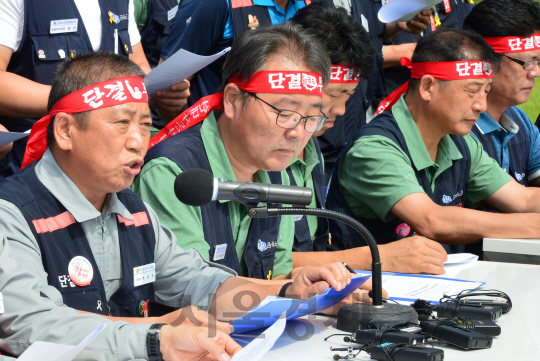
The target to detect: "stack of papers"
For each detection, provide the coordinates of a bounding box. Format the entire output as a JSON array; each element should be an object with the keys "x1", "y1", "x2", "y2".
[
  {"x1": 354, "y1": 271, "x2": 484, "y2": 305},
  {"x1": 444, "y1": 253, "x2": 478, "y2": 265},
  {"x1": 231, "y1": 275, "x2": 371, "y2": 333}
]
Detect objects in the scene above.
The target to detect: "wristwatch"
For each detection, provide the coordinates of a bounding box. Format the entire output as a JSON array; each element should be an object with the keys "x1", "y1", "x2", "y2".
[{"x1": 147, "y1": 323, "x2": 165, "y2": 361}]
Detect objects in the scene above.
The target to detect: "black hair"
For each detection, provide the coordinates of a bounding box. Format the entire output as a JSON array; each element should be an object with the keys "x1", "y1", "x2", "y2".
[
  {"x1": 290, "y1": 2, "x2": 375, "y2": 79},
  {"x1": 46, "y1": 51, "x2": 146, "y2": 147},
  {"x1": 409, "y1": 28, "x2": 500, "y2": 89},
  {"x1": 220, "y1": 22, "x2": 331, "y2": 92},
  {"x1": 463, "y1": 0, "x2": 540, "y2": 38}
]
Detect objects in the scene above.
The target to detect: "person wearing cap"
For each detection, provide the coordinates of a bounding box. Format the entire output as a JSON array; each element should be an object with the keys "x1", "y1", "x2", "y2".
[
  {"x1": 0, "y1": 226, "x2": 242, "y2": 360},
  {"x1": 134, "y1": 23, "x2": 369, "y2": 284},
  {"x1": 0, "y1": 50, "x2": 357, "y2": 340},
  {"x1": 462, "y1": 0, "x2": 540, "y2": 188},
  {"x1": 0, "y1": 0, "x2": 190, "y2": 181},
  {"x1": 326, "y1": 28, "x2": 540, "y2": 256},
  {"x1": 282, "y1": 2, "x2": 448, "y2": 275}
]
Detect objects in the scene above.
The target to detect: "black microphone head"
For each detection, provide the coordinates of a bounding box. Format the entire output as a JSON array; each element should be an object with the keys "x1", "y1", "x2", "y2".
[{"x1": 174, "y1": 168, "x2": 214, "y2": 207}]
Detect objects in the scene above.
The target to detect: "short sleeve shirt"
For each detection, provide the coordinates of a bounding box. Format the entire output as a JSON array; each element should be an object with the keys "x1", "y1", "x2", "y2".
[
  {"x1": 340, "y1": 95, "x2": 512, "y2": 222},
  {"x1": 472, "y1": 107, "x2": 540, "y2": 182},
  {"x1": 131, "y1": 112, "x2": 296, "y2": 277}
]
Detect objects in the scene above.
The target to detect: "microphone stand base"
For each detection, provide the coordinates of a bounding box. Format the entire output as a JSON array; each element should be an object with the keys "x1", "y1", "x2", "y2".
[{"x1": 336, "y1": 303, "x2": 418, "y2": 332}]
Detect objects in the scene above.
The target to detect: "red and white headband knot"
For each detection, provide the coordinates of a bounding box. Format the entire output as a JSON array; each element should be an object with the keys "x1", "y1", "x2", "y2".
[
  {"x1": 22, "y1": 76, "x2": 148, "y2": 168},
  {"x1": 484, "y1": 33, "x2": 540, "y2": 53},
  {"x1": 376, "y1": 58, "x2": 492, "y2": 115},
  {"x1": 330, "y1": 65, "x2": 361, "y2": 83}
]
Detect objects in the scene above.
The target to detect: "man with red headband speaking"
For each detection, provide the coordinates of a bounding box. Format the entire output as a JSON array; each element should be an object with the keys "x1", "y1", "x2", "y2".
[
  {"x1": 0, "y1": 49, "x2": 357, "y2": 359},
  {"x1": 462, "y1": 0, "x2": 540, "y2": 190},
  {"x1": 326, "y1": 28, "x2": 540, "y2": 256}
]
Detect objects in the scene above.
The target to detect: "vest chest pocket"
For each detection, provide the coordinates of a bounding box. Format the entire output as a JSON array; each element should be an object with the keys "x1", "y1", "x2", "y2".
[
  {"x1": 30, "y1": 35, "x2": 71, "y2": 84},
  {"x1": 249, "y1": 252, "x2": 275, "y2": 280},
  {"x1": 117, "y1": 29, "x2": 133, "y2": 55}
]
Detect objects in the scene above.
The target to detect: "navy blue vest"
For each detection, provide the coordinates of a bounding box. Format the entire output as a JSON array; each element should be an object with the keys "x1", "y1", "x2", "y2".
[
  {"x1": 433, "y1": 0, "x2": 473, "y2": 29},
  {"x1": 0, "y1": 163, "x2": 155, "y2": 317},
  {"x1": 471, "y1": 108, "x2": 530, "y2": 186},
  {"x1": 140, "y1": 0, "x2": 179, "y2": 68},
  {"x1": 268, "y1": 139, "x2": 330, "y2": 252},
  {"x1": 326, "y1": 111, "x2": 471, "y2": 254},
  {"x1": 144, "y1": 120, "x2": 282, "y2": 280}
]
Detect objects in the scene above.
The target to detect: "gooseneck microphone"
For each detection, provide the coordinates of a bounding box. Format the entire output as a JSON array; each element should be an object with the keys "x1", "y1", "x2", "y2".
[
  {"x1": 174, "y1": 168, "x2": 418, "y2": 331},
  {"x1": 174, "y1": 168, "x2": 313, "y2": 207}
]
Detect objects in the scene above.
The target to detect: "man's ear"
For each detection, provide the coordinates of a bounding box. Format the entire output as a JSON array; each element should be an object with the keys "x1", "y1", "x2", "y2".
[
  {"x1": 222, "y1": 83, "x2": 242, "y2": 120},
  {"x1": 53, "y1": 112, "x2": 78, "y2": 151},
  {"x1": 418, "y1": 75, "x2": 436, "y2": 102}
]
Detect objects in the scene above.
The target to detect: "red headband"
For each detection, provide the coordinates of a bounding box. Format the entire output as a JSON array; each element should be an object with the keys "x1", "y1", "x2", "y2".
[
  {"x1": 376, "y1": 58, "x2": 493, "y2": 115},
  {"x1": 149, "y1": 70, "x2": 323, "y2": 148},
  {"x1": 229, "y1": 70, "x2": 323, "y2": 96},
  {"x1": 330, "y1": 65, "x2": 360, "y2": 83},
  {"x1": 21, "y1": 76, "x2": 148, "y2": 168},
  {"x1": 484, "y1": 33, "x2": 540, "y2": 53}
]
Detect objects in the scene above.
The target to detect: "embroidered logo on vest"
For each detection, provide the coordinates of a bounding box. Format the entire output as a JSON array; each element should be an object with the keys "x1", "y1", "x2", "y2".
[
  {"x1": 258, "y1": 239, "x2": 267, "y2": 251},
  {"x1": 515, "y1": 172, "x2": 525, "y2": 182},
  {"x1": 442, "y1": 195, "x2": 452, "y2": 204}
]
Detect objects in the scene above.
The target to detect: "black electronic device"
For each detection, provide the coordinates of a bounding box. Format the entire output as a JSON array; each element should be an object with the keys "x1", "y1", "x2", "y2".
[
  {"x1": 174, "y1": 169, "x2": 418, "y2": 331},
  {"x1": 454, "y1": 318, "x2": 502, "y2": 336},
  {"x1": 367, "y1": 343, "x2": 444, "y2": 361},
  {"x1": 458, "y1": 297, "x2": 510, "y2": 313},
  {"x1": 354, "y1": 323, "x2": 427, "y2": 345},
  {"x1": 421, "y1": 319, "x2": 493, "y2": 349},
  {"x1": 436, "y1": 302, "x2": 502, "y2": 321}
]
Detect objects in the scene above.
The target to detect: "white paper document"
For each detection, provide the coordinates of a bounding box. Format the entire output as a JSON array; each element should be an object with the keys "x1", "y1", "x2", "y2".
[
  {"x1": 231, "y1": 314, "x2": 287, "y2": 361},
  {"x1": 145, "y1": 47, "x2": 231, "y2": 95},
  {"x1": 17, "y1": 323, "x2": 106, "y2": 361},
  {"x1": 444, "y1": 253, "x2": 478, "y2": 265},
  {"x1": 0, "y1": 131, "x2": 29, "y2": 147},
  {"x1": 355, "y1": 271, "x2": 484, "y2": 304},
  {"x1": 378, "y1": 0, "x2": 443, "y2": 23}
]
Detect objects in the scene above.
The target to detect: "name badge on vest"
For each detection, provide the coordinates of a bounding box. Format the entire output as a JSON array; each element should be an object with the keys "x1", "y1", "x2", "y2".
[
  {"x1": 294, "y1": 214, "x2": 304, "y2": 222},
  {"x1": 134, "y1": 263, "x2": 156, "y2": 287},
  {"x1": 214, "y1": 244, "x2": 227, "y2": 261},
  {"x1": 0, "y1": 292, "x2": 4, "y2": 315},
  {"x1": 168, "y1": 5, "x2": 179, "y2": 21},
  {"x1": 50, "y1": 19, "x2": 78, "y2": 34}
]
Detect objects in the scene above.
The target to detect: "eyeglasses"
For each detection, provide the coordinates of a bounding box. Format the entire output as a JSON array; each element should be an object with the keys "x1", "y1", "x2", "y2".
[
  {"x1": 246, "y1": 92, "x2": 328, "y2": 133},
  {"x1": 503, "y1": 54, "x2": 539, "y2": 72}
]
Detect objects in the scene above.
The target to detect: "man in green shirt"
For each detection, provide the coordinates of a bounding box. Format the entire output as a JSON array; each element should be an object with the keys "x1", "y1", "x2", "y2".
[
  {"x1": 282, "y1": 3, "x2": 449, "y2": 275},
  {"x1": 327, "y1": 28, "x2": 540, "y2": 256},
  {"x1": 133, "y1": 23, "x2": 332, "y2": 280}
]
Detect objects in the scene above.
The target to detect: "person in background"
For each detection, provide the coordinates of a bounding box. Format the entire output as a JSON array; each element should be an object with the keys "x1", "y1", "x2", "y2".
[
  {"x1": 327, "y1": 28, "x2": 540, "y2": 257},
  {"x1": 463, "y1": 0, "x2": 540, "y2": 187},
  {"x1": 318, "y1": 0, "x2": 432, "y2": 180},
  {"x1": 0, "y1": 0, "x2": 189, "y2": 180},
  {"x1": 159, "y1": 0, "x2": 333, "y2": 113},
  {"x1": 284, "y1": 2, "x2": 448, "y2": 275}
]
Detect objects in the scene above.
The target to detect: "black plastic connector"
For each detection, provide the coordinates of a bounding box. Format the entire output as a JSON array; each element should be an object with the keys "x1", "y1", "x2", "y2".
[{"x1": 367, "y1": 343, "x2": 444, "y2": 361}]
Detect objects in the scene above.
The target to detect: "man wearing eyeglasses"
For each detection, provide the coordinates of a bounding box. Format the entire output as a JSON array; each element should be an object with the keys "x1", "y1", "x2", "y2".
[
  {"x1": 132, "y1": 23, "x2": 333, "y2": 280},
  {"x1": 463, "y1": 0, "x2": 540, "y2": 187}
]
